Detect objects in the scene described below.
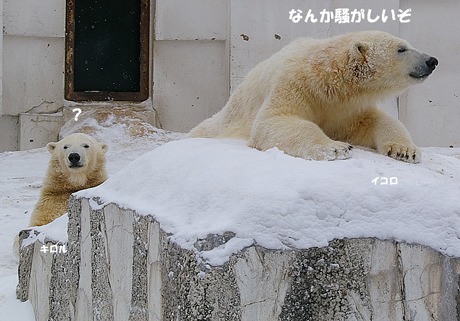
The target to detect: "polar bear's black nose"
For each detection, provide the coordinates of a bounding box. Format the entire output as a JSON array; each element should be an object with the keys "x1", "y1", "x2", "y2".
[
  {"x1": 426, "y1": 57, "x2": 438, "y2": 72},
  {"x1": 68, "y1": 153, "x2": 81, "y2": 164}
]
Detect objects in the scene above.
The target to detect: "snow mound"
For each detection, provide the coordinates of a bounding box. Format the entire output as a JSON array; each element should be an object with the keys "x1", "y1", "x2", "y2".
[
  {"x1": 77, "y1": 138, "x2": 460, "y2": 265},
  {"x1": 21, "y1": 214, "x2": 69, "y2": 248},
  {"x1": 60, "y1": 109, "x2": 184, "y2": 153}
]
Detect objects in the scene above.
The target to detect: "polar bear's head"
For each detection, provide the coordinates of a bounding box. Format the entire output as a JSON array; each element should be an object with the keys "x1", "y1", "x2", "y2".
[
  {"x1": 341, "y1": 30, "x2": 438, "y2": 96},
  {"x1": 47, "y1": 133, "x2": 108, "y2": 186}
]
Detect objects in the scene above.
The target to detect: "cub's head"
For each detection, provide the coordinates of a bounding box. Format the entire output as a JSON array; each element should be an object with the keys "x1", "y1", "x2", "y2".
[
  {"x1": 343, "y1": 30, "x2": 438, "y2": 97},
  {"x1": 47, "y1": 133, "x2": 108, "y2": 186}
]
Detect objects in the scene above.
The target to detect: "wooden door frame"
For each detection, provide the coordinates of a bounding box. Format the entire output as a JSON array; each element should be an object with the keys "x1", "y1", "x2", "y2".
[{"x1": 65, "y1": 0, "x2": 150, "y2": 101}]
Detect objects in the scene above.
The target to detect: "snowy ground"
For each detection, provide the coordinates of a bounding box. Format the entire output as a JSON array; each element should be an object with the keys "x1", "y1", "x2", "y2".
[
  {"x1": 0, "y1": 119, "x2": 183, "y2": 320},
  {"x1": 1, "y1": 121, "x2": 459, "y2": 319},
  {"x1": 81, "y1": 138, "x2": 460, "y2": 266}
]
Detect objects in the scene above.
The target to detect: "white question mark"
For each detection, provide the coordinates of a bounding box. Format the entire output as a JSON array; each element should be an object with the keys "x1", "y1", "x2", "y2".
[{"x1": 72, "y1": 108, "x2": 82, "y2": 121}]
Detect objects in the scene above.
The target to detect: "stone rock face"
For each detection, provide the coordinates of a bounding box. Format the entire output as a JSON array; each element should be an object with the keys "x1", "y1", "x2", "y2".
[{"x1": 17, "y1": 196, "x2": 460, "y2": 320}]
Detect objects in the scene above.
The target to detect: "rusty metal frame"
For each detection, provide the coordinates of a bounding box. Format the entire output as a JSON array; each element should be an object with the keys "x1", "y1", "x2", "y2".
[{"x1": 65, "y1": 0, "x2": 150, "y2": 101}]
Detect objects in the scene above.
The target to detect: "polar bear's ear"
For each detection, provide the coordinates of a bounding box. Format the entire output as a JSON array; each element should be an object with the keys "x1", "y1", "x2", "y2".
[
  {"x1": 47, "y1": 142, "x2": 57, "y2": 153},
  {"x1": 99, "y1": 143, "x2": 108, "y2": 154},
  {"x1": 350, "y1": 42, "x2": 368, "y2": 60}
]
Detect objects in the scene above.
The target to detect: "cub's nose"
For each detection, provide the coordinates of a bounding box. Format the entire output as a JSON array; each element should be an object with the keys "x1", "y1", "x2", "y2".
[
  {"x1": 68, "y1": 153, "x2": 81, "y2": 164},
  {"x1": 426, "y1": 57, "x2": 438, "y2": 72}
]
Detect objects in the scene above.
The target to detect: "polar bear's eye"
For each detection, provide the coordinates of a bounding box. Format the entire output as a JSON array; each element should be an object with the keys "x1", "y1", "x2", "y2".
[
  {"x1": 397, "y1": 46, "x2": 407, "y2": 53},
  {"x1": 83, "y1": 144, "x2": 90, "y2": 149},
  {"x1": 63, "y1": 145, "x2": 69, "y2": 150}
]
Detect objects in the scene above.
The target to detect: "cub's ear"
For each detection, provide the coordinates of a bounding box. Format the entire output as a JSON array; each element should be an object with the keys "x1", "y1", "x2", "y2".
[
  {"x1": 99, "y1": 143, "x2": 108, "y2": 153},
  {"x1": 350, "y1": 42, "x2": 369, "y2": 60},
  {"x1": 47, "y1": 142, "x2": 57, "y2": 153}
]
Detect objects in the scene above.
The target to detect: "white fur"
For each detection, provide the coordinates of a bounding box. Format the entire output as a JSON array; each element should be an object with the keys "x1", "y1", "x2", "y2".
[{"x1": 189, "y1": 30, "x2": 437, "y2": 162}]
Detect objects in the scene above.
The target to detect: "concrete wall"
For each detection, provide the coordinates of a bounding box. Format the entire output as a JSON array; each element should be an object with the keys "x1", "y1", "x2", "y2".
[
  {"x1": 1, "y1": 0, "x2": 65, "y2": 151},
  {"x1": 152, "y1": 0, "x2": 229, "y2": 132},
  {"x1": 0, "y1": 0, "x2": 458, "y2": 151},
  {"x1": 399, "y1": 0, "x2": 460, "y2": 148}
]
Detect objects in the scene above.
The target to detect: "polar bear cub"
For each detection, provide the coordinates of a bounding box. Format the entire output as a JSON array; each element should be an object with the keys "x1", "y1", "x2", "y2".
[
  {"x1": 188, "y1": 30, "x2": 438, "y2": 163},
  {"x1": 29, "y1": 133, "x2": 108, "y2": 226}
]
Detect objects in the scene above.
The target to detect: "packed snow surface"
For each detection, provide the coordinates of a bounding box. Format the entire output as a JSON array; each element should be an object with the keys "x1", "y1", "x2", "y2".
[
  {"x1": 21, "y1": 214, "x2": 69, "y2": 248},
  {"x1": 79, "y1": 138, "x2": 460, "y2": 265},
  {"x1": 0, "y1": 119, "x2": 181, "y2": 320}
]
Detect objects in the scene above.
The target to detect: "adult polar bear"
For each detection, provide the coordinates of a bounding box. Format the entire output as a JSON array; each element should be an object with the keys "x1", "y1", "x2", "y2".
[{"x1": 188, "y1": 30, "x2": 438, "y2": 162}]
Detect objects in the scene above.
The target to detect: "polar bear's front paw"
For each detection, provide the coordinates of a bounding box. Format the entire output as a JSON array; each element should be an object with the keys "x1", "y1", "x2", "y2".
[
  {"x1": 381, "y1": 142, "x2": 421, "y2": 163},
  {"x1": 308, "y1": 141, "x2": 353, "y2": 161}
]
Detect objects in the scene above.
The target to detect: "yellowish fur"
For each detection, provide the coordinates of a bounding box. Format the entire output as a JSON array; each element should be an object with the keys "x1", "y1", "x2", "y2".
[
  {"x1": 28, "y1": 133, "x2": 108, "y2": 226},
  {"x1": 188, "y1": 30, "x2": 437, "y2": 162}
]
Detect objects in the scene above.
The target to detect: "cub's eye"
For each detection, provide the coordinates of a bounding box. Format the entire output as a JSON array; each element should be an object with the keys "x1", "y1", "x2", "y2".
[
  {"x1": 397, "y1": 46, "x2": 407, "y2": 53},
  {"x1": 83, "y1": 144, "x2": 90, "y2": 148},
  {"x1": 63, "y1": 145, "x2": 68, "y2": 150}
]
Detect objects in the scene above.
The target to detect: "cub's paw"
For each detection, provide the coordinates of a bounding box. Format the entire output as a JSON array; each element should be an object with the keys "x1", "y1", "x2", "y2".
[
  {"x1": 307, "y1": 141, "x2": 353, "y2": 161},
  {"x1": 380, "y1": 142, "x2": 421, "y2": 163}
]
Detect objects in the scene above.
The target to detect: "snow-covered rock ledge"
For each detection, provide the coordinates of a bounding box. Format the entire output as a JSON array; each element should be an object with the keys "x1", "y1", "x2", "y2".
[
  {"x1": 17, "y1": 196, "x2": 460, "y2": 320},
  {"x1": 17, "y1": 138, "x2": 460, "y2": 320}
]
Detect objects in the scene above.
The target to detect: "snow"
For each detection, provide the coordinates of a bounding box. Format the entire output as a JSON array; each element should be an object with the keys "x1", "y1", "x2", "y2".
[
  {"x1": 0, "y1": 148, "x2": 48, "y2": 321},
  {"x1": 1, "y1": 120, "x2": 459, "y2": 318},
  {"x1": 0, "y1": 119, "x2": 181, "y2": 320},
  {"x1": 78, "y1": 138, "x2": 460, "y2": 266},
  {"x1": 20, "y1": 214, "x2": 69, "y2": 248}
]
